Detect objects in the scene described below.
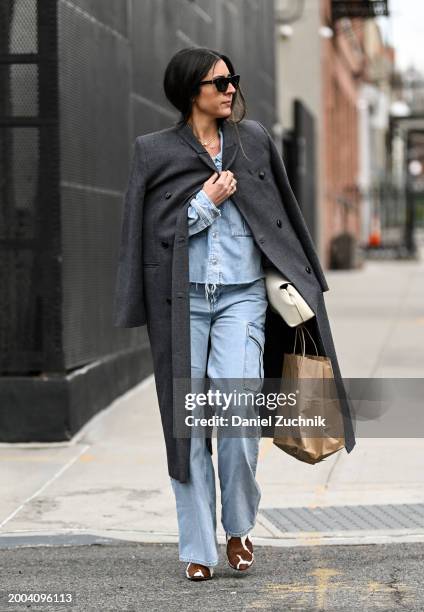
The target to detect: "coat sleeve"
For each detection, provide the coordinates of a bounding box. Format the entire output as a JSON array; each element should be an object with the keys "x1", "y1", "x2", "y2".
[
  {"x1": 112, "y1": 136, "x2": 148, "y2": 327},
  {"x1": 255, "y1": 121, "x2": 330, "y2": 293}
]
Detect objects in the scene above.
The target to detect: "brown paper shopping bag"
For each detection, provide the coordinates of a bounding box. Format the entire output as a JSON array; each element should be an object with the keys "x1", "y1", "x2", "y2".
[{"x1": 273, "y1": 325, "x2": 345, "y2": 464}]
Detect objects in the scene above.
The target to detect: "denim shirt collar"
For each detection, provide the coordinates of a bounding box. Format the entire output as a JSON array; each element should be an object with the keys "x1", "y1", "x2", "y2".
[{"x1": 213, "y1": 126, "x2": 223, "y2": 162}]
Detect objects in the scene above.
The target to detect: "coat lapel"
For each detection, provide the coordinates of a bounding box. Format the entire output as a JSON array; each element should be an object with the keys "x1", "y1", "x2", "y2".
[
  {"x1": 177, "y1": 119, "x2": 239, "y2": 173},
  {"x1": 221, "y1": 119, "x2": 239, "y2": 170}
]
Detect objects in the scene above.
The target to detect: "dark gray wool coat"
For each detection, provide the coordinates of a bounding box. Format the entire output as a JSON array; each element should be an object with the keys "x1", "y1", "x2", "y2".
[{"x1": 113, "y1": 118, "x2": 356, "y2": 483}]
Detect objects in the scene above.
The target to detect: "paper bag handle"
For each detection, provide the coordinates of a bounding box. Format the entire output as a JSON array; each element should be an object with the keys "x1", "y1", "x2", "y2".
[{"x1": 293, "y1": 325, "x2": 319, "y2": 357}]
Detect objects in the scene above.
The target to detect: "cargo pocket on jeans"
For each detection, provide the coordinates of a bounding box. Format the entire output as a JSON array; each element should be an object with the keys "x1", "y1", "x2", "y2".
[{"x1": 243, "y1": 322, "x2": 264, "y2": 393}]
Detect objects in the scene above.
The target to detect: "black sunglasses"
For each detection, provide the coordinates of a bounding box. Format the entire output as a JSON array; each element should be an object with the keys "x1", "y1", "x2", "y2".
[{"x1": 198, "y1": 74, "x2": 240, "y2": 93}]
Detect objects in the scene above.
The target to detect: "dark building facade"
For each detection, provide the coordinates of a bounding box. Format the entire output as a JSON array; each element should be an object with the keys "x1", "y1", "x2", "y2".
[{"x1": 0, "y1": 0, "x2": 276, "y2": 440}]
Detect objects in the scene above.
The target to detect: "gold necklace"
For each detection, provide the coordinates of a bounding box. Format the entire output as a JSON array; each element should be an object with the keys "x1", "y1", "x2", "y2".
[
  {"x1": 203, "y1": 134, "x2": 219, "y2": 148},
  {"x1": 189, "y1": 122, "x2": 218, "y2": 147}
]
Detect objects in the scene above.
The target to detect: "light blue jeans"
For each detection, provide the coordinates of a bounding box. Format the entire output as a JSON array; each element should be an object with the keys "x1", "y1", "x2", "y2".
[{"x1": 170, "y1": 278, "x2": 268, "y2": 566}]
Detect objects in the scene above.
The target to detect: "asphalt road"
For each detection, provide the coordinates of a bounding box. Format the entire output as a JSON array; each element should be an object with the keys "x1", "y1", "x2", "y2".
[{"x1": 1, "y1": 540, "x2": 423, "y2": 612}]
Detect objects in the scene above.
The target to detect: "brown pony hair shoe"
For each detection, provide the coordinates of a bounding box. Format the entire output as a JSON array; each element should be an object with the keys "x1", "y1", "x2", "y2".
[
  {"x1": 226, "y1": 534, "x2": 254, "y2": 571},
  {"x1": 185, "y1": 562, "x2": 214, "y2": 581}
]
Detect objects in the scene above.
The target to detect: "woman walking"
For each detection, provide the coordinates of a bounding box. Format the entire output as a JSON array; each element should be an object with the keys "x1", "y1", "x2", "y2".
[
  {"x1": 113, "y1": 47, "x2": 356, "y2": 581},
  {"x1": 166, "y1": 49, "x2": 268, "y2": 580}
]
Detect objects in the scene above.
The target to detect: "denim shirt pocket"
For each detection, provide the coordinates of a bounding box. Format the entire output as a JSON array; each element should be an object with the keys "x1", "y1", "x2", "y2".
[{"x1": 228, "y1": 201, "x2": 253, "y2": 237}]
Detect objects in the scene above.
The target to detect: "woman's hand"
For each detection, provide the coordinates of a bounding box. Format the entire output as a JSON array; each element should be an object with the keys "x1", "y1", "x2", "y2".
[{"x1": 202, "y1": 171, "x2": 237, "y2": 206}]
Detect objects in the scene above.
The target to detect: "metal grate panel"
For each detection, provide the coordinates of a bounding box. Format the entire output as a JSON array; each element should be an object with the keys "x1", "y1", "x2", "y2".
[
  {"x1": 0, "y1": 0, "x2": 60, "y2": 373},
  {"x1": 261, "y1": 503, "x2": 424, "y2": 532},
  {"x1": 1, "y1": 0, "x2": 39, "y2": 54}
]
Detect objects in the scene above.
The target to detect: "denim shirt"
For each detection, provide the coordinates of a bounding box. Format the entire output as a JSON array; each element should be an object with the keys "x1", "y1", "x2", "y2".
[{"x1": 187, "y1": 126, "x2": 265, "y2": 299}]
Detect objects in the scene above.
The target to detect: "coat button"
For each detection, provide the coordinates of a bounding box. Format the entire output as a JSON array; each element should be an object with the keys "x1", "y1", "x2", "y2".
[
  {"x1": 276, "y1": 219, "x2": 282, "y2": 227},
  {"x1": 161, "y1": 240, "x2": 169, "y2": 248},
  {"x1": 165, "y1": 192, "x2": 172, "y2": 199},
  {"x1": 166, "y1": 297, "x2": 172, "y2": 304},
  {"x1": 259, "y1": 171, "x2": 265, "y2": 179},
  {"x1": 305, "y1": 266, "x2": 311, "y2": 273}
]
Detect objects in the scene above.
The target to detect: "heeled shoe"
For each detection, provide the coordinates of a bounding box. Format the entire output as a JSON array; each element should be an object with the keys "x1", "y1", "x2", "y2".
[
  {"x1": 185, "y1": 562, "x2": 214, "y2": 581},
  {"x1": 226, "y1": 533, "x2": 254, "y2": 571}
]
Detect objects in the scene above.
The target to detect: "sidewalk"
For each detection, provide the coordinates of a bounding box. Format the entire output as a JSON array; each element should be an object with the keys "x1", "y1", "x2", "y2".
[{"x1": 1, "y1": 250, "x2": 424, "y2": 550}]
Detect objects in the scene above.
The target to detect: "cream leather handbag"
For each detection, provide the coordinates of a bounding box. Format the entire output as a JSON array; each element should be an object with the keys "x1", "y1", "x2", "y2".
[{"x1": 265, "y1": 268, "x2": 315, "y2": 327}]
